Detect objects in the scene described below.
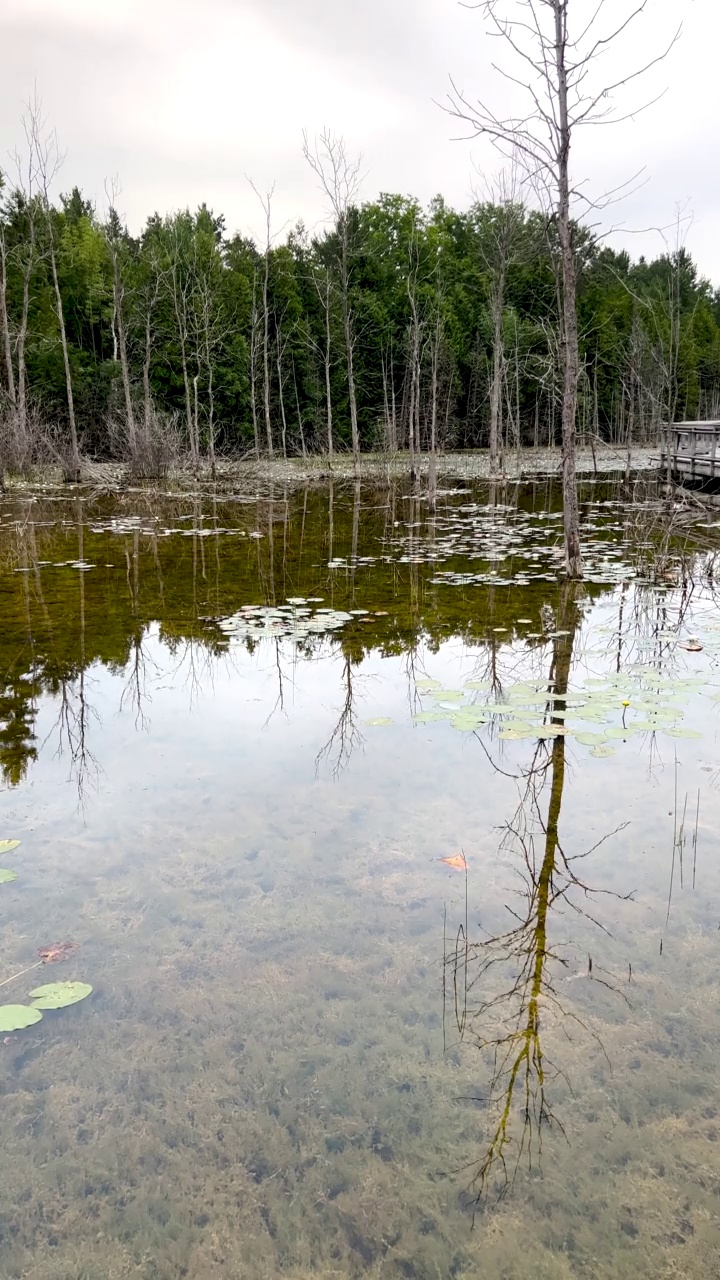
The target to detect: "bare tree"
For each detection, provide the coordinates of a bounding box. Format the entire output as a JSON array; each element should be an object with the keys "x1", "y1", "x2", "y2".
[
  {"x1": 27, "y1": 101, "x2": 82, "y2": 482},
  {"x1": 104, "y1": 179, "x2": 136, "y2": 454},
  {"x1": 248, "y1": 180, "x2": 276, "y2": 457},
  {"x1": 447, "y1": 0, "x2": 678, "y2": 578},
  {"x1": 473, "y1": 168, "x2": 528, "y2": 473},
  {"x1": 166, "y1": 219, "x2": 197, "y2": 465},
  {"x1": 0, "y1": 177, "x2": 16, "y2": 419},
  {"x1": 303, "y1": 130, "x2": 364, "y2": 467}
]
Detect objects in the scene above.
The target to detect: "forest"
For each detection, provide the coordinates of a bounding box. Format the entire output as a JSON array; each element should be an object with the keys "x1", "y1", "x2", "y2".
[{"x1": 1, "y1": 140, "x2": 719, "y2": 475}]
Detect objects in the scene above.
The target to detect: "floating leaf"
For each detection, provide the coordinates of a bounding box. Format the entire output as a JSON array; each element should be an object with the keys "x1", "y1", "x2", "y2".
[
  {"x1": 413, "y1": 711, "x2": 449, "y2": 723},
  {"x1": 574, "y1": 732, "x2": 608, "y2": 746},
  {"x1": 681, "y1": 639, "x2": 703, "y2": 652},
  {"x1": 663, "y1": 727, "x2": 703, "y2": 739},
  {"x1": 0, "y1": 869, "x2": 18, "y2": 885},
  {"x1": 416, "y1": 678, "x2": 442, "y2": 690},
  {"x1": 591, "y1": 745, "x2": 616, "y2": 758},
  {"x1": 0, "y1": 1004, "x2": 42, "y2": 1031},
  {"x1": 37, "y1": 941, "x2": 79, "y2": 965},
  {"x1": 364, "y1": 717, "x2": 394, "y2": 727},
  {"x1": 0, "y1": 840, "x2": 20, "y2": 855},
  {"x1": 29, "y1": 982, "x2": 93, "y2": 1009},
  {"x1": 440, "y1": 853, "x2": 467, "y2": 871},
  {"x1": 429, "y1": 690, "x2": 465, "y2": 701}
]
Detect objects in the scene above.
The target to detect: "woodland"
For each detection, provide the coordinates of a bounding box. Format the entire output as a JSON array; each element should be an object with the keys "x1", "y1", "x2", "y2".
[{"x1": 1, "y1": 148, "x2": 718, "y2": 478}]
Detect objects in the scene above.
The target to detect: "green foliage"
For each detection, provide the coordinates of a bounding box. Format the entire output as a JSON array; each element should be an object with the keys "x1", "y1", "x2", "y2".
[
  {"x1": 29, "y1": 981, "x2": 93, "y2": 1009},
  {"x1": 0, "y1": 1004, "x2": 42, "y2": 1031},
  {"x1": 1, "y1": 177, "x2": 719, "y2": 457}
]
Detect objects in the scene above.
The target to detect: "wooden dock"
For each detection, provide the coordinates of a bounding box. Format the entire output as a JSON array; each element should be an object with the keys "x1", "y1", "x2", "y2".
[{"x1": 660, "y1": 421, "x2": 720, "y2": 485}]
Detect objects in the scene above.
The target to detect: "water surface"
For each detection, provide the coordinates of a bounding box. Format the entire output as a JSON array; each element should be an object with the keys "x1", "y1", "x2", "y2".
[{"x1": 1, "y1": 475, "x2": 720, "y2": 1279}]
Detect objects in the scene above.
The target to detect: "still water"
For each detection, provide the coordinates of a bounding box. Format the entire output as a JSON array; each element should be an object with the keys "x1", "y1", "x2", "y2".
[{"x1": 1, "y1": 474, "x2": 719, "y2": 1279}]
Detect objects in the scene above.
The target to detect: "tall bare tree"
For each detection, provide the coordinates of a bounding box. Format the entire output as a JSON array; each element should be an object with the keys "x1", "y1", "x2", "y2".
[
  {"x1": 104, "y1": 179, "x2": 136, "y2": 454},
  {"x1": 248, "y1": 180, "x2": 276, "y2": 457},
  {"x1": 448, "y1": 0, "x2": 678, "y2": 578},
  {"x1": 28, "y1": 101, "x2": 82, "y2": 482},
  {"x1": 303, "y1": 130, "x2": 363, "y2": 467},
  {"x1": 473, "y1": 168, "x2": 528, "y2": 473}
]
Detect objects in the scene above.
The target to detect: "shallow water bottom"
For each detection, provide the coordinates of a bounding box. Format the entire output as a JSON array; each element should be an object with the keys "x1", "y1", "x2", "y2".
[{"x1": 1, "y1": 478, "x2": 720, "y2": 1278}]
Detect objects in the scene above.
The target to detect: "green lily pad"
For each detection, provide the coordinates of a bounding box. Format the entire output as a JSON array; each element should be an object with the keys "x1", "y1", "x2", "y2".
[
  {"x1": 416, "y1": 679, "x2": 442, "y2": 690},
  {"x1": 591, "y1": 745, "x2": 616, "y2": 758},
  {"x1": 29, "y1": 982, "x2": 93, "y2": 1010},
  {"x1": 0, "y1": 840, "x2": 20, "y2": 855},
  {"x1": 663, "y1": 727, "x2": 703, "y2": 739},
  {"x1": 429, "y1": 690, "x2": 465, "y2": 701},
  {"x1": 412, "y1": 711, "x2": 449, "y2": 723},
  {"x1": 0, "y1": 869, "x2": 19, "y2": 884},
  {"x1": 0, "y1": 1004, "x2": 42, "y2": 1031},
  {"x1": 364, "y1": 717, "x2": 394, "y2": 727},
  {"x1": 574, "y1": 732, "x2": 609, "y2": 746}
]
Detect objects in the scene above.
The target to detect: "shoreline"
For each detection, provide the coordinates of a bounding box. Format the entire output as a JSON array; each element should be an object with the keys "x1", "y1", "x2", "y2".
[{"x1": 0, "y1": 445, "x2": 660, "y2": 497}]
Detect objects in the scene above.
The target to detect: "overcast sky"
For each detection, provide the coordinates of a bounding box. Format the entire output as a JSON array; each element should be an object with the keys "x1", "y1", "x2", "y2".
[{"x1": 2, "y1": 0, "x2": 718, "y2": 280}]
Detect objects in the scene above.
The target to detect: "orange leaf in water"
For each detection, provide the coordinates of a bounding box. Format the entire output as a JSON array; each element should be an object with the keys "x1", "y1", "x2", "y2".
[
  {"x1": 439, "y1": 853, "x2": 467, "y2": 871},
  {"x1": 37, "y1": 941, "x2": 79, "y2": 964}
]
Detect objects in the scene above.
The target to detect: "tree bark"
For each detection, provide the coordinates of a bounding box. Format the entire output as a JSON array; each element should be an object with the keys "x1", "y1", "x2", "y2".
[
  {"x1": 489, "y1": 267, "x2": 504, "y2": 473},
  {"x1": 0, "y1": 231, "x2": 16, "y2": 410},
  {"x1": 111, "y1": 246, "x2": 135, "y2": 451},
  {"x1": 555, "y1": 0, "x2": 583, "y2": 579},
  {"x1": 49, "y1": 242, "x2": 81, "y2": 482}
]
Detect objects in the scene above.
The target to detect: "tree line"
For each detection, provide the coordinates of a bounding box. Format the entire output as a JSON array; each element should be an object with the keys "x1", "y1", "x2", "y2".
[{"x1": 1, "y1": 138, "x2": 718, "y2": 480}]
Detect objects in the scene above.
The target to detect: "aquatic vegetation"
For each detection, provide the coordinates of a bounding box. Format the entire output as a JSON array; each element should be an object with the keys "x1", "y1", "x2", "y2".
[
  {"x1": 213, "y1": 599, "x2": 357, "y2": 645},
  {"x1": 37, "y1": 941, "x2": 79, "y2": 963},
  {"x1": 0, "y1": 839, "x2": 20, "y2": 854},
  {"x1": 0, "y1": 868, "x2": 19, "y2": 884},
  {"x1": 0, "y1": 1004, "x2": 43, "y2": 1032},
  {"x1": 1, "y1": 478, "x2": 720, "y2": 1277},
  {"x1": 29, "y1": 981, "x2": 93, "y2": 1009}
]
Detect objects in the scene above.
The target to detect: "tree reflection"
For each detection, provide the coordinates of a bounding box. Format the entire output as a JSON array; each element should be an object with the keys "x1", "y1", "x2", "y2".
[
  {"x1": 448, "y1": 585, "x2": 631, "y2": 1206},
  {"x1": 315, "y1": 652, "x2": 364, "y2": 779}
]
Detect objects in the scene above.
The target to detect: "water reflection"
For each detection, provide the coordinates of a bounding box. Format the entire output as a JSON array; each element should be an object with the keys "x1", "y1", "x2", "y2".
[
  {"x1": 447, "y1": 585, "x2": 637, "y2": 1204},
  {"x1": 1, "y1": 475, "x2": 720, "y2": 1277}
]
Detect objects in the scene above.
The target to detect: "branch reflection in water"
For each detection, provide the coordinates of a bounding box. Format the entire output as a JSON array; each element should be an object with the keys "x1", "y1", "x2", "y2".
[{"x1": 446, "y1": 585, "x2": 634, "y2": 1208}]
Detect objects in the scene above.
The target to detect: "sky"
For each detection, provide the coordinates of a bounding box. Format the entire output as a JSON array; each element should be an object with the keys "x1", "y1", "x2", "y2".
[{"x1": 1, "y1": 0, "x2": 718, "y2": 280}]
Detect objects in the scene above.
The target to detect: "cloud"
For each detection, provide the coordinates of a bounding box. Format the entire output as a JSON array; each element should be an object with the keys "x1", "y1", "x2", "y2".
[{"x1": 1, "y1": 0, "x2": 718, "y2": 279}]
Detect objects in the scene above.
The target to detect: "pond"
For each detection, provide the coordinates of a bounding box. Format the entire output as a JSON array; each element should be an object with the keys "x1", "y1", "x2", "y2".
[{"x1": 1, "y1": 471, "x2": 720, "y2": 1279}]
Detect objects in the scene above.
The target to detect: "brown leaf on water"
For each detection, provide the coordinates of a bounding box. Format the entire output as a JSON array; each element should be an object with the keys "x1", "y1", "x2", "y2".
[
  {"x1": 37, "y1": 941, "x2": 79, "y2": 964},
  {"x1": 439, "y1": 853, "x2": 467, "y2": 871}
]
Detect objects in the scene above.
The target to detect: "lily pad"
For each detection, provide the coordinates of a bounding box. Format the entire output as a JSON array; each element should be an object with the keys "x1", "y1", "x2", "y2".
[
  {"x1": 29, "y1": 982, "x2": 93, "y2": 1010},
  {"x1": 0, "y1": 840, "x2": 20, "y2": 855},
  {"x1": 0, "y1": 1004, "x2": 42, "y2": 1031},
  {"x1": 429, "y1": 690, "x2": 465, "y2": 701},
  {"x1": 591, "y1": 745, "x2": 616, "y2": 758},
  {"x1": 412, "y1": 711, "x2": 449, "y2": 723},
  {"x1": 364, "y1": 717, "x2": 394, "y2": 727},
  {"x1": 663, "y1": 727, "x2": 703, "y2": 739},
  {"x1": 0, "y1": 869, "x2": 19, "y2": 884}
]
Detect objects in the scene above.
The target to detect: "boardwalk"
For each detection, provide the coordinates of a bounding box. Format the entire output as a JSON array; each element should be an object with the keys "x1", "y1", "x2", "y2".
[{"x1": 660, "y1": 421, "x2": 720, "y2": 484}]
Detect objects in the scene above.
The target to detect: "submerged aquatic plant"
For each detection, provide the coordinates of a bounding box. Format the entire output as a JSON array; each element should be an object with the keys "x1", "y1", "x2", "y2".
[{"x1": 0, "y1": 837, "x2": 92, "y2": 1035}]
